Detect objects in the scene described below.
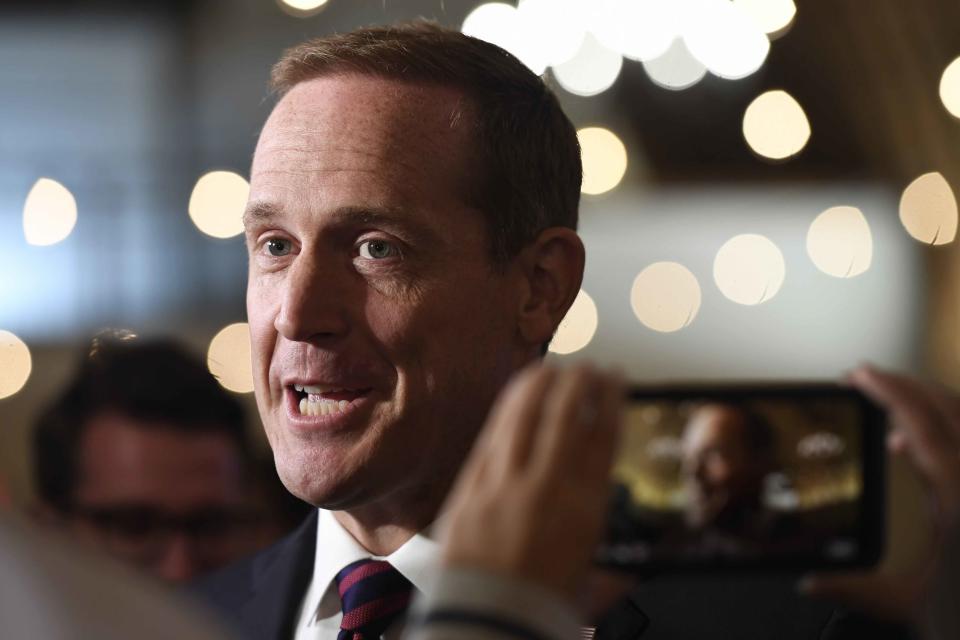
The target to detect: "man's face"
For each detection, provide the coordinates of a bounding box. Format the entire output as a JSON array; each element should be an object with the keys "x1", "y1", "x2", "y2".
[
  {"x1": 245, "y1": 75, "x2": 527, "y2": 511},
  {"x1": 681, "y1": 405, "x2": 759, "y2": 527},
  {"x1": 70, "y1": 413, "x2": 252, "y2": 583}
]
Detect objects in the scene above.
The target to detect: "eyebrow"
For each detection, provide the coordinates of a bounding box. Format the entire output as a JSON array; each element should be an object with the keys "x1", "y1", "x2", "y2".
[
  {"x1": 242, "y1": 201, "x2": 283, "y2": 229},
  {"x1": 243, "y1": 201, "x2": 442, "y2": 246}
]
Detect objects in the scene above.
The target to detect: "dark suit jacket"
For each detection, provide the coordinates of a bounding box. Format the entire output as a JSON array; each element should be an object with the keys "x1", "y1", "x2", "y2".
[{"x1": 193, "y1": 511, "x2": 912, "y2": 640}]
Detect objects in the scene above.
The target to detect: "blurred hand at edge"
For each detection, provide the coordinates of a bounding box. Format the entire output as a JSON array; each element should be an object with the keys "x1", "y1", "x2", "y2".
[
  {"x1": 801, "y1": 365, "x2": 960, "y2": 625},
  {"x1": 436, "y1": 363, "x2": 625, "y2": 604}
]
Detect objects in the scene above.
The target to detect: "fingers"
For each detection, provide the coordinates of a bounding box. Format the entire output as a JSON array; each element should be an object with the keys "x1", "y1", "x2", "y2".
[
  {"x1": 579, "y1": 369, "x2": 625, "y2": 486},
  {"x1": 809, "y1": 366, "x2": 960, "y2": 622},
  {"x1": 849, "y1": 366, "x2": 960, "y2": 521},
  {"x1": 482, "y1": 365, "x2": 557, "y2": 477},
  {"x1": 531, "y1": 365, "x2": 624, "y2": 484}
]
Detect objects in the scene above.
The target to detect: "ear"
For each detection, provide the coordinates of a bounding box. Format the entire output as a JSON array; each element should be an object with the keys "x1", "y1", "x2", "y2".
[{"x1": 515, "y1": 227, "x2": 585, "y2": 348}]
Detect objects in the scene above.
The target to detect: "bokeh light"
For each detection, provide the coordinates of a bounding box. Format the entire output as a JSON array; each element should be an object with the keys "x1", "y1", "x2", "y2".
[
  {"x1": 552, "y1": 33, "x2": 623, "y2": 97},
  {"x1": 516, "y1": 0, "x2": 585, "y2": 67},
  {"x1": 188, "y1": 171, "x2": 249, "y2": 239},
  {"x1": 743, "y1": 90, "x2": 811, "y2": 161},
  {"x1": 207, "y1": 323, "x2": 254, "y2": 394},
  {"x1": 683, "y1": 0, "x2": 770, "y2": 80},
  {"x1": 714, "y1": 234, "x2": 785, "y2": 305},
  {"x1": 0, "y1": 330, "x2": 32, "y2": 400},
  {"x1": 806, "y1": 206, "x2": 873, "y2": 278},
  {"x1": 590, "y1": 0, "x2": 676, "y2": 62},
  {"x1": 940, "y1": 56, "x2": 960, "y2": 119},
  {"x1": 22, "y1": 178, "x2": 77, "y2": 246},
  {"x1": 549, "y1": 289, "x2": 599, "y2": 355},
  {"x1": 277, "y1": 0, "x2": 329, "y2": 17},
  {"x1": 733, "y1": 0, "x2": 796, "y2": 37},
  {"x1": 463, "y1": 2, "x2": 548, "y2": 75},
  {"x1": 643, "y1": 38, "x2": 707, "y2": 91},
  {"x1": 630, "y1": 262, "x2": 702, "y2": 333},
  {"x1": 578, "y1": 127, "x2": 628, "y2": 195},
  {"x1": 899, "y1": 172, "x2": 958, "y2": 245}
]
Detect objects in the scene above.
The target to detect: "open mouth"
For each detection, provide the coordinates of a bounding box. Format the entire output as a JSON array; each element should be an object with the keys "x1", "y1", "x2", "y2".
[{"x1": 291, "y1": 384, "x2": 372, "y2": 417}]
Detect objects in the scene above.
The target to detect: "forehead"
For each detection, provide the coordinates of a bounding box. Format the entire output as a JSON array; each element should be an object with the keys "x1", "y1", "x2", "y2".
[
  {"x1": 77, "y1": 413, "x2": 243, "y2": 507},
  {"x1": 685, "y1": 407, "x2": 746, "y2": 448},
  {"x1": 251, "y1": 74, "x2": 474, "y2": 211}
]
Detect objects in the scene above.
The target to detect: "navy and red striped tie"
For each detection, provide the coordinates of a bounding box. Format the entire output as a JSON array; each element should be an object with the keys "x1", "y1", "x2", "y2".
[{"x1": 335, "y1": 559, "x2": 413, "y2": 640}]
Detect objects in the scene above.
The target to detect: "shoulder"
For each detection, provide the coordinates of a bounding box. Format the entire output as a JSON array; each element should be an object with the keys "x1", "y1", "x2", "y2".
[{"x1": 190, "y1": 511, "x2": 319, "y2": 620}]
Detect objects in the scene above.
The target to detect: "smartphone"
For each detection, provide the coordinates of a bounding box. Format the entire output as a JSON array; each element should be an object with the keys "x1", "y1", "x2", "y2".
[{"x1": 596, "y1": 383, "x2": 885, "y2": 571}]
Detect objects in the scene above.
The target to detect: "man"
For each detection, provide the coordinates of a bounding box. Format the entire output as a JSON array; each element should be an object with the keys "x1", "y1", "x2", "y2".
[
  {"x1": 198, "y1": 21, "x2": 915, "y2": 640},
  {"x1": 33, "y1": 334, "x2": 265, "y2": 583},
  {"x1": 680, "y1": 404, "x2": 779, "y2": 548}
]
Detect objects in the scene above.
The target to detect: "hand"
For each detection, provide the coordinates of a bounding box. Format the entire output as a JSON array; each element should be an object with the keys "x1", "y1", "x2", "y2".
[
  {"x1": 437, "y1": 364, "x2": 624, "y2": 601},
  {"x1": 801, "y1": 365, "x2": 960, "y2": 623}
]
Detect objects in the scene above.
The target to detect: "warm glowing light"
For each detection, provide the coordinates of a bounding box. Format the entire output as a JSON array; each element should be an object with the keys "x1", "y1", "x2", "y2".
[
  {"x1": 630, "y1": 262, "x2": 702, "y2": 333},
  {"x1": 189, "y1": 171, "x2": 249, "y2": 239},
  {"x1": 899, "y1": 172, "x2": 958, "y2": 245},
  {"x1": 549, "y1": 289, "x2": 598, "y2": 355},
  {"x1": 552, "y1": 33, "x2": 623, "y2": 97},
  {"x1": 578, "y1": 127, "x2": 628, "y2": 195},
  {"x1": 277, "y1": 0, "x2": 329, "y2": 17},
  {"x1": 940, "y1": 57, "x2": 960, "y2": 119},
  {"x1": 642, "y1": 38, "x2": 707, "y2": 91},
  {"x1": 713, "y1": 234, "x2": 785, "y2": 305},
  {"x1": 733, "y1": 0, "x2": 796, "y2": 37},
  {"x1": 806, "y1": 206, "x2": 872, "y2": 278},
  {"x1": 207, "y1": 323, "x2": 254, "y2": 394},
  {"x1": 516, "y1": 0, "x2": 586, "y2": 67},
  {"x1": 0, "y1": 330, "x2": 32, "y2": 399},
  {"x1": 683, "y1": 0, "x2": 769, "y2": 80},
  {"x1": 22, "y1": 178, "x2": 77, "y2": 246},
  {"x1": 463, "y1": 2, "x2": 548, "y2": 74},
  {"x1": 590, "y1": 0, "x2": 677, "y2": 62},
  {"x1": 743, "y1": 90, "x2": 811, "y2": 160}
]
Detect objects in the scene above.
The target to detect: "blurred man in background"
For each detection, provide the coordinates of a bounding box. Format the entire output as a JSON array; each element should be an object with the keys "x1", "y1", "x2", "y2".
[
  {"x1": 681, "y1": 404, "x2": 777, "y2": 539},
  {"x1": 32, "y1": 334, "x2": 271, "y2": 583}
]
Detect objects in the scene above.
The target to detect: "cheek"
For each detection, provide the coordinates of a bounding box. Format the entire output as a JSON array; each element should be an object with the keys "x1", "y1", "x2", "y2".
[{"x1": 247, "y1": 282, "x2": 278, "y2": 367}]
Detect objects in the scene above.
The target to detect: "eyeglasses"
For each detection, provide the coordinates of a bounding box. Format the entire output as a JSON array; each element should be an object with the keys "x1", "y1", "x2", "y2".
[{"x1": 67, "y1": 504, "x2": 258, "y2": 566}]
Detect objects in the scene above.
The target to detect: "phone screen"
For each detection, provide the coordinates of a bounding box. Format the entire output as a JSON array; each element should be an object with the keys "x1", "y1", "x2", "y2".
[{"x1": 598, "y1": 385, "x2": 885, "y2": 571}]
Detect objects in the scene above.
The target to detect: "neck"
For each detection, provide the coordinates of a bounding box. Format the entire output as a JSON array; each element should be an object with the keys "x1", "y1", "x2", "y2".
[{"x1": 332, "y1": 475, "x2": 453, "y2": 556}]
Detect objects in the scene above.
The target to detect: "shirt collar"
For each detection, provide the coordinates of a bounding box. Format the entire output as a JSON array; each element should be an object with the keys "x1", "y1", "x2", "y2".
[{"x1": 306, "y1": 509, "x2": 441, "y2": 624}]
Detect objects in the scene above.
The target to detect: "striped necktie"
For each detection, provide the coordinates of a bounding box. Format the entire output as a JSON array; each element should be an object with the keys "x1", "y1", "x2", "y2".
[{"x1": 335, "y1": 559, "x2": 414, "y2": 640}]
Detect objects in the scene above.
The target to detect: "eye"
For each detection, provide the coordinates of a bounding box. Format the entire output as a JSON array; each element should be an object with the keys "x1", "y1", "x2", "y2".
[
  {"x1": 358, "y1": 239, "x2": 400, "y2": 260},
  {"x1": 265, "y1": 238, "x2": 292, "y2": 257}
]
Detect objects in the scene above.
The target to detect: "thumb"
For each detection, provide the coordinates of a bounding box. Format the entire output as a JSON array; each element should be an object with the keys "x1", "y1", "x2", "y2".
[{"x1": 799, "y1": 572, "x2": 920, "y2": 622}]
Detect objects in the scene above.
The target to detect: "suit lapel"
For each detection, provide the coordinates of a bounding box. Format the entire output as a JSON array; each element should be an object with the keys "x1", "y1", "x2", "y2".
[{"x1": 240, "y1": 511, "x2": 318, "y2": 640}]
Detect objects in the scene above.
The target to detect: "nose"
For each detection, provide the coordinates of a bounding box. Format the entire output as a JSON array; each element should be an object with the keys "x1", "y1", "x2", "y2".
[
  {"x1": 274, "y1": 252, "x2": 351, "y2": 343},
  {"x1": 154, "y1": 534, "x2": 199, "y2": 584}
]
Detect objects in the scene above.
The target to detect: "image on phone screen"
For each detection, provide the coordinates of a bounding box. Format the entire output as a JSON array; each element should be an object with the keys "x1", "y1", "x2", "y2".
[{"x1": 600, "y1": 387, "x2": 884, "y2": 570}]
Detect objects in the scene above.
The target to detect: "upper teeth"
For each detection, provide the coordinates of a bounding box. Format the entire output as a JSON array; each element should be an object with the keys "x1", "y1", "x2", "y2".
[{"x1": 294, "y1": 384, "x2": 342, "y2": 394}]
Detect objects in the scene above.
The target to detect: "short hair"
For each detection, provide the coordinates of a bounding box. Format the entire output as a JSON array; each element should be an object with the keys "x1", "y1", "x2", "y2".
[
  {"x1": 688, "y1": 402, "x2": 778, "y2": 462},
  {"x1": 270, "y1": 21, "x2": 582, "y2": 265},
  {"x1": 33, "y1": 333, "x2": 250, "y2": 512}
]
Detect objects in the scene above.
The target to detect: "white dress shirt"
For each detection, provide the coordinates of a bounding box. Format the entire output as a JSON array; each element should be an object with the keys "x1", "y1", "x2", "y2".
[{"x1": 293, "y1": 509, "x2": 441, "y2": 640}]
